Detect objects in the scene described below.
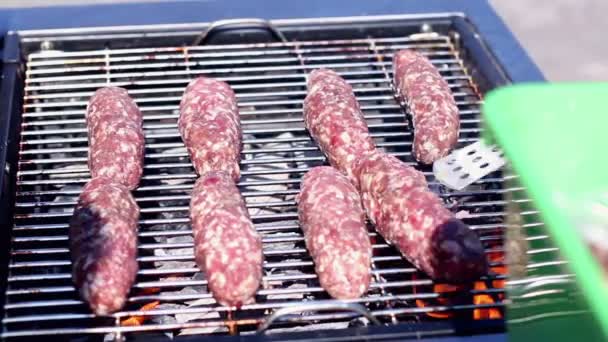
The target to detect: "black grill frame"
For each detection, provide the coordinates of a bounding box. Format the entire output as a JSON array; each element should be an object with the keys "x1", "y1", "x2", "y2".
[{"x1": 0, "y1": 13, "x2": 524, "y2": 341}]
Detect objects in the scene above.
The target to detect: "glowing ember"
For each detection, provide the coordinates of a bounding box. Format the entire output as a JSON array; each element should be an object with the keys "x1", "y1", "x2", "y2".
[
  {"x1": 139, "y1": 287, "x2": 161, "y2": 295},
  {"x1": 121, "y1": 301, "x2": 161, "y2": 326}
]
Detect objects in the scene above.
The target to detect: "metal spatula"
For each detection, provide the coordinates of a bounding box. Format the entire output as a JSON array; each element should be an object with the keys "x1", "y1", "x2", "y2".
[{"x1": 433, "y1": 140, "x2": 506, "y2": 191}]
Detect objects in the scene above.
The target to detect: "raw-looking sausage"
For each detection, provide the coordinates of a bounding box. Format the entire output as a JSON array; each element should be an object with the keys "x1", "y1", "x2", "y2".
[
  {"x1": 304, "y1": 69, "x2": 487, "y2": 283},
  {"x1": 393, "y1": 50, "x2": 460, "y2": 164},
  {"x1": 86, "y1": 87, "x2": 144, "y2": 190},
  {"x1": 355, "y1": 151, "x2": 428, "y2": 228},
  {"x1": 73, "y1": 87, "x2": 143, "y2": 315},
  {"x1": 178, "y1": 77, "x2": 241, "y2": 181},
  {"x1": 179, "y1": 77, "x2": 262, "y2": 306},
  {"x1": 356, "y1": 152, "x2": 487, "y2": 282},
  {"x1": 69, "y1": 178, "x2": 139, "y2": 315},
  {"x1": 303, "y1": 69, "x2": 376, "y2": 186},
  {"x1": 190, "y1": 172, "x2": 263, "y2": 306},
  {"x1": 297, "y1": 166, "x2": 372, "y2": 299}
]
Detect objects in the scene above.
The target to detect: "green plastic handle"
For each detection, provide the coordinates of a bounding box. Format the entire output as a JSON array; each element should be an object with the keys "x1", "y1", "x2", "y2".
[{"x1": 483, "y1": 83, "x2": 608, "y2": 339}]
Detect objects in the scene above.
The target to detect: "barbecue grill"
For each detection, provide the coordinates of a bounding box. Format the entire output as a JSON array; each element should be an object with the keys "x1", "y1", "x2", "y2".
[{"x1": 0, "y1": 1, "x2": 566, "y2": 341}]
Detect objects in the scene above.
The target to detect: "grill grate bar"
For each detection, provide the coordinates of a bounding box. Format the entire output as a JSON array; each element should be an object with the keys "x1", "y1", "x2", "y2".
[
  {"x1": 19, "y1": 116, "x2": 456, "y2": 136},
  {"x1": 5, "y1": 273, "x2": 509, "y2": 298},
  {"x1": 24, "y1": 61, "x2": 464, "y2": 84},
  {"x1": 20, "y1": 116, "x2": 481, "y2": 137},
  {"x1": 14, "y1": 135, "x2": 481, "y2": 167},
  {"x1": 10, "y1": 220, "x2": 523, "y2": 233},
  {"x1": 1, "y1": 302, "x2": 507, "y2": 339},
  {"x1": 6, "y1": 265, "x2": 426, "y2": 284},
  {"x1": 13, "y1": 179, "x2": 513, "y2": 199},
  {"x1": 17, "y1": 131, "x2": 417, "y2": 148},
  {"x1": 23, "y1": 75, "x2": 465, "y2": 102},
  {"x1": 24, "y1": 87, "x2": 471, "y2": 110},
  {"x1": 12, "y1": 185, "x2": 515, "y2": 209},
  {"x1": 21, "y1": 102, "x2": 412, "y2": 119},
  {"x1": 5, "y1": 277, "x2": 508, "y2": 310},
  {"x1": 26, "y1": 35, "x2": 452, "y2": 56},
  {"x1": 26, "y1": 54, "x2": 462, "y2": 77},
  {"x1": 8, "y1": 243, "x2": 513, "y2": 259},
  {"x1": 13, "y1": 205, "x2": 518, "y2": 221},
  {"x1": 26, "y1": 39, "x2": 451, "y2": 64},
  {"x1": 23, "y1": 72, "x2": 472, "y2": 98},
  {"x1": 7, "y1": 256, "x2": 523, "y2": 273},
  {"x1": 19, "y1": 105, "x2": 479, "y2": 136},
  {"x1": 22, "y1": 91, "x2": 475, "y2": 114}
]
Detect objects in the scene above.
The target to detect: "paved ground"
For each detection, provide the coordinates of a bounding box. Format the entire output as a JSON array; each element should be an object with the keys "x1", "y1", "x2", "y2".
[
  {"x1": 489, "y1": 0, "x2": 608, "y2": 81},
  {"x1": 2, "y1": 0, "x2": 606, "y2": 81}
]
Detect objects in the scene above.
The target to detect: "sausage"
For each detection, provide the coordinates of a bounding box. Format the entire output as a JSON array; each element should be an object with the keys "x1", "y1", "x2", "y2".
[
  {"x1": 356, "y1": 151, "x2": 487, "y2": 283},
  {"x1": 190, "y1": 172, "x2": 263, "y2": 306},
  {"x1": 297, "y1": 166, "x2": 372, "y2": 299},
  {"x1": 76, "y1": 87, "x2": 143, "y2": 314},
  {"x1": 303, "y1": 69, "x2": 376, "y2": 186},
  {"x1": 69, "y1": 178, "x2": 139, "y2": 315},
  {"x1": 178, "y1": 77, "x2": 241, "y2": 181},
  {"x1": 179, "y1": 77, "x2": 262, "y2": 306},
  {"x1": 304, "y1": 69, "x2": 487, "y2": 283},
  {"x1": 393, "y1": 50, "x2": 460, "y2": 164},
  {"x1": 355, "y1": 151, "x2": 427, "y2": 229},
  {"x1": 86, "y1": 87, "x2": 144, "y2": 190}
]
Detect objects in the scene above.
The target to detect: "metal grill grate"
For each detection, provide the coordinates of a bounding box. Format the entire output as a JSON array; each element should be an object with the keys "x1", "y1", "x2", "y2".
[{"x1": 3, "y1": 28, "x2": 564, "y2": 340}]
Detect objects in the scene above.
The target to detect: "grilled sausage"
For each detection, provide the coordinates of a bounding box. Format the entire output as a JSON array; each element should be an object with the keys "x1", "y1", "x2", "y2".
[
  {"x1": 303, "y1": 69, "x2": 376, "y2": 186},
  {"x1": 190, "y1": 172, "x2": 263, "y2": 306},
  {"x1": 297, "y1": 166, "x2": 372, "y2": 299},
  {"x1": 179, "y1": 77, "x2": 262, "y2": 306},
  {"x1": 86, "y1": 87, "x2": 144, "y2": 190},
  {"x1": 304, "y1": 69, "x2": 487, "y2": 283},
  {"x1": 357, "y1": 152, "x2": 487, "y2": 282},
  {"x1": 69, "y1": 178, "x2": 139, "y2": 315},
  {"x1": 178, "y1": 77, "x2": 241, "y2": 181},
  {"x1": 393, "y1": 50, "x2": 460, "y2": 164}
]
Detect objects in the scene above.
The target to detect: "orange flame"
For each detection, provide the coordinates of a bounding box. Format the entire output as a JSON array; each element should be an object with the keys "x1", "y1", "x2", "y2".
[
  {"x1": 415, "y1": 283, "x2": 463, "y2": 318},
  {"x1": 488, "y1": 251, "x2": 506, "y2": 301},
  {"x1": 471, "y1": 251, "x2": 505, "y2": 320},
  {"x1": 414, "y1": 250, "x2": 506, "y2": 320},
  {"x1": 472, "y1": 282, "x2": 502, "y2": 320},
  {"x1": 121, "y1": 301, "x2": 160, "y2": 326}
]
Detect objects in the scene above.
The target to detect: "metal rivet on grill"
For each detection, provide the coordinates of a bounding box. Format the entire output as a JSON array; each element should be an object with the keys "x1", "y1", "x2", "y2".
[{"x1": 40, "y1": 41, "x2": 54, "y2": 51}]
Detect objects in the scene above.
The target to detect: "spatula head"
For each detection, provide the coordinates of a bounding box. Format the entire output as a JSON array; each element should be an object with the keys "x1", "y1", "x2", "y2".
[{"x1": 432, "y1": 140, "x2": 506, "y2": 191}]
